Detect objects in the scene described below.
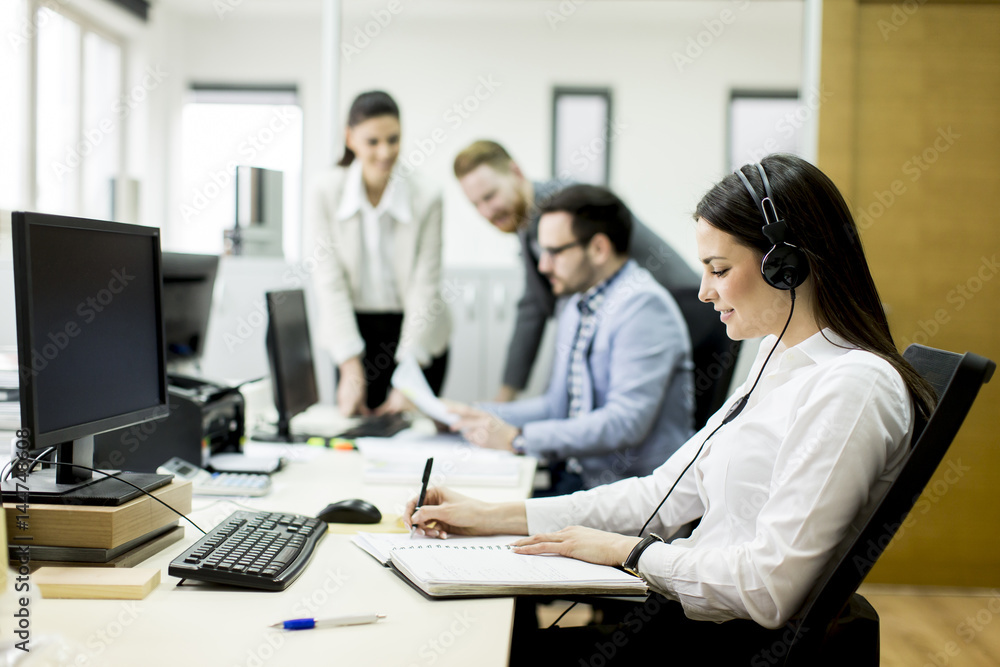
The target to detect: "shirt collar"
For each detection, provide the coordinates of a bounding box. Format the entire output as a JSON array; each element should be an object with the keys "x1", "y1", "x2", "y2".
[
  {"x1": 336, "y1": 160, "x2": 412, "y2": 224},
  {"x1": 577, "y1": 260, "x2": 630, "y2": 316},
  {"x1": 768, "y1": 328, "x2": 855, "y2": 372},
  {"x1": 798, "y1": 328, "x2": 855, "y2": 364}
]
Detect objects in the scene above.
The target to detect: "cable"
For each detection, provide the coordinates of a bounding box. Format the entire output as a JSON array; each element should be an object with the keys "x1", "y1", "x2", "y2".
[
  {"x1": 546, "y1": 602, "x2": 579, "y2": 629},
  {"x1": 26, "y1": 446, "x2": 57, "y2": 475},
  {"x1": 636, "y1": 289, "x2": 796, "y2": 537},
  {"x1": 193, "y1": 496, "x2": 265, "y2": 515},
  {"x1": 548, "y1": 290, "x2": 797, "y2": 630},
  {"x1": 232, "y1": 376, "x2": 267, "y2": 391},
  {"x1": 15, "y1": 458, "x2": 207, "y2": 536}
]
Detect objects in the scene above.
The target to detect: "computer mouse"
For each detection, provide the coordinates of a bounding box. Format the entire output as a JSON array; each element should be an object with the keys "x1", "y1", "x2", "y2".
[{"x1": 316, "y1": 498, "x2": 383, "y2": 524}]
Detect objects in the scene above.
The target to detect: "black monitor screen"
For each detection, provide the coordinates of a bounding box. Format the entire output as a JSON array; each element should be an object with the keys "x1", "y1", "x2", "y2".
[
  {"x1": 161, "y1": 252, "x2": 219, "y2": 362},
  {"x1": 15, "y1": 212, "x2": 167, "y2": 443},
  {"x1": 265, "y1": 289, "x2": 318, "y2": 436}
]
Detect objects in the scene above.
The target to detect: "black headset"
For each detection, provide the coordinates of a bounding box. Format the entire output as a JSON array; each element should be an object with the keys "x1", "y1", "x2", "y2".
[{"x1": 735, "y1": 163, "x2": 809, "y2": 291}]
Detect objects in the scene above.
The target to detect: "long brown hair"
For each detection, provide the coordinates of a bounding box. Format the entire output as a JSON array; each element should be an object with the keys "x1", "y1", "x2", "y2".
[{"x1": 694, "y1": 154, "x2": 935, "y2": 419}]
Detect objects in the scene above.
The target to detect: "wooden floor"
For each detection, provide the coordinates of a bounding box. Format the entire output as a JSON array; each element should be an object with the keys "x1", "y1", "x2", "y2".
[
  {"x1": 860, "y1": 585, "x2": 1000, "y2": 667},
  {"x1": 537, "y1": 586, "x2": 1000, "y2": 665}
]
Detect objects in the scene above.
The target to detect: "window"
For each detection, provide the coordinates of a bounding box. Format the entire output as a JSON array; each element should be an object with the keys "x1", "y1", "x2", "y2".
[
  {"x1": 0, "y1": 1, "x2": 125, "y2": 218},
  {"x1": 551, "y1": 87, "x2": 613, "y2": 186},
  {"x1": 177, "y1": 86, "x2": 303, "y2": 258},
  {"x1": 0, "y1": 0, "x2": 30, "y2": 211},
  {"x1": 728, "y1": 91, "x2": 804, "y2": 171}
]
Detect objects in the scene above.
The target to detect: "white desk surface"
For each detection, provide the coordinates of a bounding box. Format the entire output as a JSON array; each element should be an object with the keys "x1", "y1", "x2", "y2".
[{"x1": 1, "y1": 437, "x2": 537, "y2": 667}]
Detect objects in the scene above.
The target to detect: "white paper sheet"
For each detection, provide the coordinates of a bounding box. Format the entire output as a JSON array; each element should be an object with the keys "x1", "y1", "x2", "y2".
[{"x1": 391, "y1": 356, "x2": 458, "y2": 426}]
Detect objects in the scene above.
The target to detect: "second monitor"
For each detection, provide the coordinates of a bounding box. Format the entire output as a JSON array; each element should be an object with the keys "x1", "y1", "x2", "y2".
[
  {"x1": 259, "y1": 289, "x2": 319, "y2": 442},
  {"x1": 257, "y1": 288, "x2": 412, "y2": 442}
]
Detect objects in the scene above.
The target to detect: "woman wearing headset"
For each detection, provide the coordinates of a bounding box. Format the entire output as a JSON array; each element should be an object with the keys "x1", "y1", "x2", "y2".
[
  {"x1": 307, "y1": 91, "x2": 450, "y2": 417},
  {"x1": 405, "y1": 154, "x2": 935, "y2": 661}
]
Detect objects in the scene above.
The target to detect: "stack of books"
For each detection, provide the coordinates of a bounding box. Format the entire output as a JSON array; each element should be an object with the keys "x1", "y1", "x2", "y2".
[{"x1": 5, "y1": 480, "x2": 193, "y2": 568}]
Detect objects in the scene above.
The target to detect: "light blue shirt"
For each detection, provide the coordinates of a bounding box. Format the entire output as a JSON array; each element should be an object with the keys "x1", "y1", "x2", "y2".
[{"x1": 485, "y1": 260, "x2": 694, "y2": 489}]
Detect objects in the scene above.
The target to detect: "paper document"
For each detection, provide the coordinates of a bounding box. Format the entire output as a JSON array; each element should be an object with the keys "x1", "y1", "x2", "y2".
[
  {"x1": 391, "y1": 356, "x2": 458, "y2": 426},
  {"x1": 357, "y1": 433, "x2": 521, "y2": 486}
]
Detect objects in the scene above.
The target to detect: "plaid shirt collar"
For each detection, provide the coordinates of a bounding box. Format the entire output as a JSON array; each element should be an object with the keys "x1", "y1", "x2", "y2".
[{"x1": 576, "y1": 261, "x2": 627, "y2": 316}]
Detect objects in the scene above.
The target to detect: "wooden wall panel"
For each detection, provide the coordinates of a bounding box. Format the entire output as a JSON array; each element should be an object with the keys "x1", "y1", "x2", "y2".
[{"x1": 819, "y1": 1, "x2": 1000, "y2": 586}]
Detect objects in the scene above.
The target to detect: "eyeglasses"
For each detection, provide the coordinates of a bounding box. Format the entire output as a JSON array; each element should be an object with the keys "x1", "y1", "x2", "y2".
[{"x1": 538, "y1": 240, "x2": 585, "y2": 259}]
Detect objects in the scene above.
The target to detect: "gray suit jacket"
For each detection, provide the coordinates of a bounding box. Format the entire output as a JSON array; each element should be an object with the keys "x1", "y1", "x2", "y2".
[
  {"x1": 485, "y1": 260, "x2": 694, "y2": 489},
  {"x1": 503, "y1": 179, "x2": 699, "y2": 390}
]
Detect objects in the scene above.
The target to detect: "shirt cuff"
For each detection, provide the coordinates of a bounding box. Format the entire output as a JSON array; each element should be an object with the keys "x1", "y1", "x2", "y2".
[
  {"x1": 635, "y1": 541, "x2": 681, "y2": 602},
  {"x1": 518, "y1": 423, "x2": 546, "y2": 457},
  {"x1": 331, "y1": 338, "x2": 366, "y2": 367},
  {"x1": 396, "y1": 343, "x2": 431, "y2": 368}
]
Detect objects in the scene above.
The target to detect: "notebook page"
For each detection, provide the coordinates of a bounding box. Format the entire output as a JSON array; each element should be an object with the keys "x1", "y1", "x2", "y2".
[
  {"x1": 392, "y1": 543, "x2": 642, "y2": 587},
  {"x1": 352, "y1": 532, "x2": 522, "y2": 565}
]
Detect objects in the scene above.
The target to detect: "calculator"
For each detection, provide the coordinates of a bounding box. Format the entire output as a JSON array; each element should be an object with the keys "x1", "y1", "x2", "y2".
[{"x1": 157, "y1": 457, "x2": 272, "y2": 497}]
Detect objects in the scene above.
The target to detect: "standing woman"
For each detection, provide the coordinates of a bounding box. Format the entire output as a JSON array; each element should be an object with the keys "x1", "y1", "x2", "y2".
[{"x1": 307, "y1": 91, "x2": 450, "y2": 416}]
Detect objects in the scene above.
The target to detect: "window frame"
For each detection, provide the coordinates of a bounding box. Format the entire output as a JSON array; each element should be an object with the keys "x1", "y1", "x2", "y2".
[{"x1": 27, "y1": 0, "x2": 128, "y2": 215}]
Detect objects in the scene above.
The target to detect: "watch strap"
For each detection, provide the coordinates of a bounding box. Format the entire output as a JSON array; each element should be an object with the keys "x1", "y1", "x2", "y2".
[{"x1": 623, "y1": 533, "x2": 664, "y2": 577}]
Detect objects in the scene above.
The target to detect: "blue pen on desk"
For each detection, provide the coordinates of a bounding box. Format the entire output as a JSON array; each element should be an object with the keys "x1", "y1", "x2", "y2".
[
  {"x1": 270, "y1": 613, "x2": 386, "y2": 630},
  {"x1": 411, "y1": 457, "x2": 434, "y2": 537}
]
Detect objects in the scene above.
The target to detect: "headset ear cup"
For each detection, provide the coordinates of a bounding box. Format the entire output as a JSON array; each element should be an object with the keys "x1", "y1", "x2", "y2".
[{"x1": 761, "y1": 243, "x2": 809, "y2": 290}]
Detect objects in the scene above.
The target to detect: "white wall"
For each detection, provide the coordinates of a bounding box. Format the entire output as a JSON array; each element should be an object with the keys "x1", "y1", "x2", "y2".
[
  {"x1": 12, "y1": 0, "x2": 804, "y2": 266},
  {"x1": 140, "y1": 0, "x2": 802, "y2": 272},
  {"x1": 336, "y1": 0, "x2": 804, "y2": 270}
]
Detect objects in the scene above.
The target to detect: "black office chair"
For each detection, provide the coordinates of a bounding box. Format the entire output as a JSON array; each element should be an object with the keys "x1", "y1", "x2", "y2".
[
  {"x1": 668, "y1": 286, "x2": 742, "y2": 430},
  {"x1": 777, "y1": 344, "x2": 996, "y2": 666}
]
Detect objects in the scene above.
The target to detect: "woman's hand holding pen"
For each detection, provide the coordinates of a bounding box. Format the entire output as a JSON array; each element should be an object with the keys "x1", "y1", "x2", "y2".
[
  {"x1": 405, "y1": 487, "x2": 528, "y2": 539},
  {"x1": 511, "y1": 527, "x2": 643, "y2": 568}
]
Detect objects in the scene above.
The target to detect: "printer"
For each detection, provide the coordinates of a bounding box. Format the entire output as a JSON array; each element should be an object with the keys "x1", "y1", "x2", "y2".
[{"x1": 94, "y1": 375, "x2": 245, "y2": 473}]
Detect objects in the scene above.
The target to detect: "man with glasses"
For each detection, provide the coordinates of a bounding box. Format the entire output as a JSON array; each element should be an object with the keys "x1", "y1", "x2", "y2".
[
  {"x1": 448, "y1": 185, "x2": 694, "y2": 494},
  {"x1": 454, "y1": 140, "x2": 699, "y2": 403}
]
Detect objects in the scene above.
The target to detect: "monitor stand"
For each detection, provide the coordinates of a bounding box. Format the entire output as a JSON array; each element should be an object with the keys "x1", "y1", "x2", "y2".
[
  {"x1": 0, "y1": 469, "x2": 172, "y2": 506},
  {"x1": 249, "y1": 427, "x2": 312, "y2": 444},
  {"x1": 1, "y1": 436, "x2": 173, "y2": 507},
  {"x1": 250, "y1": 415, "x2": 311, "y2": 443}
]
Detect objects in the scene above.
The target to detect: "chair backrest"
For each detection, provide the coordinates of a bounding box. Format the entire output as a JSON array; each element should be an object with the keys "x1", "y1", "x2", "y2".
[
  {"x1": 668, "y1": 285, "x2": 742, "y2": 430},
  {"x1": 783, "y1": 344, "x2": 995, "y2": 662}
]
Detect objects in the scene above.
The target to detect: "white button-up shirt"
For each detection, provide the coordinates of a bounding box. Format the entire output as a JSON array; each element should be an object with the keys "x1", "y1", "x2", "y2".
[
  {"x1": 335, "y1": 161, "x2": 410, "y2": 313},
  {"x1": 525, "y1": 329, "x2": 913, "y2": 628}
]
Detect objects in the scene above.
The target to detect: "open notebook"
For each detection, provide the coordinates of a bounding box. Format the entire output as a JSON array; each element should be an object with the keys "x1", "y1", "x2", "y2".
[{"x1": 353, "y1": 532, "x2": 648, "y2": 599}]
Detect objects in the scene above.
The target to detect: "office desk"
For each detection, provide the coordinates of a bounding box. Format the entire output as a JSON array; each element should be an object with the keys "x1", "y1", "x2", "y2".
[{"x1": 2, "y1": 445, "x2": 536, "y2": 667}]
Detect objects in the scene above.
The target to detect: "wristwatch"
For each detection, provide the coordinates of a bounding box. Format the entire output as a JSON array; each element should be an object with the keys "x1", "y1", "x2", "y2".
[
  {"x1": 622, "y1": 533, "x2": 664, "y2": 578},
  {"x1": 511, "y1": 432, "x2": 527, "y2": 455}
]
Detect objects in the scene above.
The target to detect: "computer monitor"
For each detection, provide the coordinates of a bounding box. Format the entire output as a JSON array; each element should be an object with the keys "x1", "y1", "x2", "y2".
[
  {"x1": 260, "y1": 289, "x2": 318, "y2": 442},
  {"x1": 2, "y1": 211, "x2": 171, "y2": 505},
  {"x1": 161, "y1": 251, "x2": 219, "y2": 368}
]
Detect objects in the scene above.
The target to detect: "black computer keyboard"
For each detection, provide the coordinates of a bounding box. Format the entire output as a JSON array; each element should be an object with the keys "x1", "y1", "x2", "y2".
[{"x1": 168, "y1": 510, "x2": 327, "y2": 591}]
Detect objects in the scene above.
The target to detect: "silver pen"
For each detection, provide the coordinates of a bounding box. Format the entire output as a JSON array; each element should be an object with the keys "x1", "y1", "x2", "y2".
[{"x1": 270, "y1": 613, "x2": 386, "y2": 630}]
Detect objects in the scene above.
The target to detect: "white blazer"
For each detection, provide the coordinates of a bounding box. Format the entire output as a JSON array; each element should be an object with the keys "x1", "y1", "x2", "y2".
[{"x1": 304, "y1": 165, "x2": 451, "y2": 367}]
